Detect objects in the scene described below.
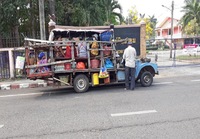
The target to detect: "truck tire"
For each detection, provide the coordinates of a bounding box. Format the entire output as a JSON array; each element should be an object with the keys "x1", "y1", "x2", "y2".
[
  {"x1": 140, "y1": 71, "x2": 153, "y2": 87},
  {"x1": 73, "y1": 74, "x2": 89, "y2": 93}
]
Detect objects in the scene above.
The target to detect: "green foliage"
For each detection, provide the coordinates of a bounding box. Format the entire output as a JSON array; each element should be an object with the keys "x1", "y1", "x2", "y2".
[
  {"x1": 126, "y1": 7, "x2": 157, "y2": 39},
  {"x1": 183, "y1": 19, "x2": 200, "y2": 35},
  {"x1": 0, "y1": 0, "x2": 28, "y2": 36},
  {"x1": 177, "y1": 55, "x2": 200, "y2": 60},
  {"x1": 0, "y1": 0, "x2": 123, "y2": 38},
  {"x1": 181, "y1": 0, "x2": 200, "y2": 35}
]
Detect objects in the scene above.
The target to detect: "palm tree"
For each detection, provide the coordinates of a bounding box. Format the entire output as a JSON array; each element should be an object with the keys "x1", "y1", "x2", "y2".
[
  {"x1": 101, "y1": 0, "x2": 123, "y2": 25},
  {"x1": 181, "y1": 0, "x2": 200, "y2": 34},
  {"x1": 148, "y1": 15, "x2": 157, "y2": 39},
  {"x1": 70, "y1": 0, "x2": 105, "y2": 26}
]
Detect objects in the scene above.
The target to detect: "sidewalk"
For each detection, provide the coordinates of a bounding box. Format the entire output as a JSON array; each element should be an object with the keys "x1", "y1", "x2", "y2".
[{"x1": 0, "y1": 79, "x2": 47, "y2": 90}]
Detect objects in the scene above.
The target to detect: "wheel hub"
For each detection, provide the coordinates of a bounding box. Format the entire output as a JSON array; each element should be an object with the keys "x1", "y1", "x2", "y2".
[
  {"x1": 77, "y1": 79, "x2": 85, "y2": 90},
  {"x1": 144, "y1": 75, "x2": 150, "y2": 83}
]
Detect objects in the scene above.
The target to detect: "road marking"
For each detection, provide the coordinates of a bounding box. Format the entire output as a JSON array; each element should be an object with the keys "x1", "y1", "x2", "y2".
[
  {"x1": 0, "y1": 125, "x2": 4, "y2": 128},
  {"x1": 0, "y1": 92, "x2": 44, "y2": 98},
  {"x1": 154, "y1": 82, "x2": 173, "y2": 85},
  {"x1": 191, "y1": 79, "x2": 200, "y2": 82},
  {"x1": 111, "y1": 110, "x2": 157, "y2": 117},
  {"x1": 74, "y1": 97, "x2": 81, "y2": 99}
]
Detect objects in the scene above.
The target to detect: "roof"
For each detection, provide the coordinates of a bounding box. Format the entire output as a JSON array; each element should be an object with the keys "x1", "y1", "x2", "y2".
[
  {"x1": 55, "y1": 24, "x2": 141, "y2": 30},
  {"x1": 157, "y1": 17, "x2": 180, "y2": 28},
  {"x1": 52, "y1": 28, "x2": 108, "y2": 34}
]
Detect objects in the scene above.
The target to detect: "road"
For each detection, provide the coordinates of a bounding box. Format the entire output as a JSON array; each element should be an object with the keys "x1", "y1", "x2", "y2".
[{"x1": 1, "y1": 69, "x2": 200, "y2": 138}]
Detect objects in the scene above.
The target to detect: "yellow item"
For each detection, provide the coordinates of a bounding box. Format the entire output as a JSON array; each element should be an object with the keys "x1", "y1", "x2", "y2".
[
  {"x1": 91, "y1": 41, "x2": 99, "y2": 56},
  {"x1": 92, "y1": 73, "x2": 99, "y2": 85}
]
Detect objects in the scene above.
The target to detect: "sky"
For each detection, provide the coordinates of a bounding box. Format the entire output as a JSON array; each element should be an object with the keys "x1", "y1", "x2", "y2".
[{"x1": 118, "y1": 0, "x2": 185, "y2": 24}]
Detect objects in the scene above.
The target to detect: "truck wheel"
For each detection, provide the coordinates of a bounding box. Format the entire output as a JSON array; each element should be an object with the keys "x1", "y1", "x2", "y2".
[
  {"x1": 140, "y1": 71, "x2": 153, "y2": 87},
  {"x1": 73, "y1": 74, "x2": 89, "y2": 93}
]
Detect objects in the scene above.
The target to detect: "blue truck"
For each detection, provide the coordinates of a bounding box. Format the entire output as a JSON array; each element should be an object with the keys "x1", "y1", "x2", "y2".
[{"x1": 25, "y1": 25, "x2": 158, "y2": 93}]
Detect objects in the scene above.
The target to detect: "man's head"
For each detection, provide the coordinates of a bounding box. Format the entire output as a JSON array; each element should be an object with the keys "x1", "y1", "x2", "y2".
[
  {"x1": 92, "y1": 34, "x2": 98, "y2": 40},
  {"x1": 38, "y1": 52, "x2": 45, "y2": 60},
  {"x1": 127, "y1": 41, "x2": 132, "y2": 46}
]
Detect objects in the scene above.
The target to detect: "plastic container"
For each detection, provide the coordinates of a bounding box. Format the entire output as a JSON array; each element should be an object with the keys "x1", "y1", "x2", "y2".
[
  {"x1": 117, "y1": 71, "x2": 125, "y2": 81},
  {"x1": 65, "y1": 63, "x2": 71, "y2": 70},
  {"x1": 104, "y1": 75, "x2": 110, "y2": 84},
  {"x1": 90, "y1": 59, "x2": 100, "y2": 68},
  {"x1": 103, "y1": 46, "x2": 111, "y2": 56},
  {"x1": 92, "y1": 73, "x2": 99, "y2": 85}
]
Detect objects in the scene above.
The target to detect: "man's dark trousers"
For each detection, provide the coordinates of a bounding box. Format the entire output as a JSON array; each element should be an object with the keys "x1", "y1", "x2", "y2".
[{"x1": 125, "y1": 66, "x2": 135, "y2": 90}]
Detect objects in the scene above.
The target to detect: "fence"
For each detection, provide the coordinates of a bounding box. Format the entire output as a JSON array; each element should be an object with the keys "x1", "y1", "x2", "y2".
[
  {"x1": 0, "y1": 51, "x2": 10, "y2": 79},
  {"x1": 0, "y1": 48, "x2": 25, "y2": 79},
  {"x1": 0, "y1": 32, "x2": 41, "y2": 48}
]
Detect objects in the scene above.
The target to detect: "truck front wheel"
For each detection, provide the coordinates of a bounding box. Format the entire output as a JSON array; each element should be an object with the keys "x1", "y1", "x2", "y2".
[
  {"x1": 140, "y1": 71, "x2": 153, "y2": 87},
  {"x1": 73, "y1": 74, "x2": 89, "y2": 93}
]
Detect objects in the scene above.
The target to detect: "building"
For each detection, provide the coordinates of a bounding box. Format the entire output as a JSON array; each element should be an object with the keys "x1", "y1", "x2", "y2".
[{"x1": 155, "y1": 17, "x2": 183, "y2": 48}]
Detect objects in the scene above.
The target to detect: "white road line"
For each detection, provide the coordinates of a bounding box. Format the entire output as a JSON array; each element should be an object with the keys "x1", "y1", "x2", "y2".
[
  {"x1": 111, "y1": 110, "x2": 157, "y2": 117},
  {"x1": 191, "y1": 79, "x2": 200, "y2": 82},
  {"x1": 154, "y1": 82, "x2": 173, "y2": 85},
  {"x1": 0, "y1": 92, "x2": 44, "y2": 98},
  {"x1": 0, "y1": 125, "x2": 4, "y2": 128}
]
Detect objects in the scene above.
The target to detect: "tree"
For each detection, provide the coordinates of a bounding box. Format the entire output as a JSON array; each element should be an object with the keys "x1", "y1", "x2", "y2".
[
  {"x1": 182, "y1": 19, "x2": 200, "y2": 35},
  {"x1": 101, "y1": 0, "x2": 122, "y2": 25},
  {"x1": 0, "y1": 0, "x2": 124, "y2": 48},
  {"x1": 148, "y1": 15, "x2": 157, "y2": 39},
  {"x1": 126, "y1": 6, "x2": 139, "y2": 24},
  {"x1": 0, "y1": 0, "x2": 33, "y2": 47},
  {"x1": 0, "y1": 0, "x2": 29, "y2": 36},
  {"x1": 126, "y1": 7, "x2": 156, "y2": 39},
  {"x1": 181, "y1": 0, "x2": 200, "y2": 35}
]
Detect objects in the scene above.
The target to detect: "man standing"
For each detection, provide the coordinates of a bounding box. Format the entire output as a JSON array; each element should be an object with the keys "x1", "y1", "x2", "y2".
[{"x1": 122, "y1": 42, "x2": 137, "y2": 90}]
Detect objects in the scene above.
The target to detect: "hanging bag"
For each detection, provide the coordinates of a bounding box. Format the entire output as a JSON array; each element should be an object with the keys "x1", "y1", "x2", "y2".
[
  {"x1": 105, "y1": 58, "x2": 114, "y2": 69},
  {"x1": 91, "y1": 41, "x2": 99, "y2": 56},
  {"x1": 98, "y1": 66, "x2": 109, "y2": 78},
  {"x1": 100, "y1": 31, "x2": 112, "y2": 41}
]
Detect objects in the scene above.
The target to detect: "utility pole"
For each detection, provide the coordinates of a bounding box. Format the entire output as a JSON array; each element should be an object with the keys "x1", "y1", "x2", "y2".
[
  {"x1": 39, "y1": 0, "x2": 46, "y2": 40},
  {"x1": 162, "y1": 0, "x2": 174, "y2": 59},
  {"x1": 49, "y1": 0, "x2": 55, "y2": 15},
  {"x1": 170, "y1": 0, "x2": 174, "y2": 59}
]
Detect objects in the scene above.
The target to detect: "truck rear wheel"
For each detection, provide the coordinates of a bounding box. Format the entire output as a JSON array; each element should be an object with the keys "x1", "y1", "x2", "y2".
[
  {"x1": 140, "y1": 71, "x2": 153, "y2": 87},
  {"x1": 73, "y1": 74, "x2": 89, "y2": 93}
]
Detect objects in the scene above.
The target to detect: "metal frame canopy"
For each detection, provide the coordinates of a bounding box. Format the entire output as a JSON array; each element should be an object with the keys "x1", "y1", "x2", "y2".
[{"x1": 49, "y1": 26, "x2": 113, "y2": 41}]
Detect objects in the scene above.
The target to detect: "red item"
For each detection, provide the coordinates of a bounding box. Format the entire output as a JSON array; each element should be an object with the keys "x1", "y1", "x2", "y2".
[
  {"x1": 65, "y1": 63, "x2": 71, "y2": 70},
  {"x1": 103, "y1": 45, "x2": 111, "y2": 56},
  {"x1": 90, "y1": 59, "x2": 100, "y2": 68},
  {"x1": 76, "y1": 62, "x2": 85, "y2": 69},
  {"x1": 104, "y1": 75, "x2": 110, "y2": 84},
  {"x1": 65, "y1": 43, "x2": 77, "y2": 58}
]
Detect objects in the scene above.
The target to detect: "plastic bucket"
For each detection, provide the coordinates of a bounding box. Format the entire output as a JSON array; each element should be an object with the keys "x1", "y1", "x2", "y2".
[
  {"x1": 104, "y1": 75, "x2": 110, "y2": 84},
  {"x1": 65, "y1": 63, "x2": 71, "y2": 70},
  {"x1": 117, "y1": 71, "x2": 125, "y2": 81},
  {"x1": 90, "y1": 59, "x2": 100, "y2": 68},
  {"x1": 103, "y1": 46, "x2": 111, "y2": 56},
  {"x1": 92, "y1": 73, "x2": 99, "y2": 85}
]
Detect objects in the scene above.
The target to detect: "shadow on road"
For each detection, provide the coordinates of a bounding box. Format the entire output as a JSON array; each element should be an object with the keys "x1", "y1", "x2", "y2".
[
  {"x1": 35, "y1": 83, "x2": 145, "y2": 99},
  {"x1": 35, "y1": 84, "x2": 124, "y2": 98}
]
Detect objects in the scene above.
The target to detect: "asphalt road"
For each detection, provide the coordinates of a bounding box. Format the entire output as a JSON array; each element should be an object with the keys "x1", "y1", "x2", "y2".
[{"x1": 0, "y1": 70, "x2": 200, "y2": 138}]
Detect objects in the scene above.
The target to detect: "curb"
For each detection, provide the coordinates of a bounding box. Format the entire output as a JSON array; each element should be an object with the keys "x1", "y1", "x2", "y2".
[{"x1": 0, "y1": 82, "x2": 48, "y2": 90}]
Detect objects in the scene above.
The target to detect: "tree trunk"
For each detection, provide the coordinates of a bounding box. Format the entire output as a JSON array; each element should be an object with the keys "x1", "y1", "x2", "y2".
[
  {"x1": 13, "y1": 25, "x2": 20, "y2": 47},
  {"x1": 49, "y1": 0, "x2": 55, "y2": 15},
  {"x1": 30, "y1": 0, "x2": 36, "y2": 38}
]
